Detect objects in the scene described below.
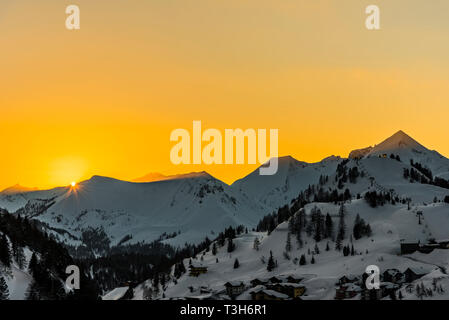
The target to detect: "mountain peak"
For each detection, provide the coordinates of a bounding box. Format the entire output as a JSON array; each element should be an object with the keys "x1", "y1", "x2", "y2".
[
  {"x1": 0, "y1": 184, "x2": 38, "y2": 195},
  {"x1": 372, "y1": 130, "x2": 425, "y2": 153},
  {"x1": 349, "y1": 130, "x2": 426, "y2": 159}
]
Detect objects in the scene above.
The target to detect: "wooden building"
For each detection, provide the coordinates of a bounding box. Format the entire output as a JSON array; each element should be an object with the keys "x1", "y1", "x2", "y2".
[
  {"x1": 335, "y1": 283, "x2": 362, "y2": 300},
  {"x1": 250, "y1": 288, "x2": 289, "y2": 301},
  {"x1": 382, "y1": 269, "x2": 404, "y2": 284},
  {"x1": 224, "y1": 281, "x2": 245, "y2": 298},
  {"x1": 189, "y1": 265, "x2": 208, "y2": 277},
  {"x1": 268, "y1": 282, "x2": 305, "y2": 298},
  {"x1": 404, "y1": 267, "x2": 428, "y2": 283}
]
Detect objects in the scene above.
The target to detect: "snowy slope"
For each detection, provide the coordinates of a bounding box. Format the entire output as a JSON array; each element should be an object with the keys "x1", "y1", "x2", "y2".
[
  {"x1": 2, "y1": 130, "x2": 449, "y2": 253},
  {"x1": 231, "y1": 156, "x2": 341, "y2": 211},
  {"x1": 2, "y1": 247, "x2": 34, "y2": 300},
  {"x1": 0, "y1": 187, "x2": 67, "y2": 213},
  {"x1": 350, "y1": 130, "x2": 449, "y2": 179},
  {"x1": 1, "y1": 173, "x2": 269, "y2": 247},
  {"x1": 132, "y1": 199, "x2": 449, "y2": 300}
]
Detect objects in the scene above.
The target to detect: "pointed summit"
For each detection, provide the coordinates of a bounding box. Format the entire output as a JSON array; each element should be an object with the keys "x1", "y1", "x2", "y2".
[
  {"x1": 375, "y1": 130, "x2": 425, "y2": 151},
  {"x1": 349, "y1": 130, "x2": 426, "y2": 159}
]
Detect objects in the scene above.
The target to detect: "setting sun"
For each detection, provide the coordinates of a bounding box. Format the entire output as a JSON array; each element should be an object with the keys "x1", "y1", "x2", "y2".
[{"x1": 71, "y1": 182, "x2": 76, "y2": 187}]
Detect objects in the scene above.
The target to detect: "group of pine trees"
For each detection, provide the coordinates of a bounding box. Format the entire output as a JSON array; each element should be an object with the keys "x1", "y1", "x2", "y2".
[
  {"x1": 364, "y1": 191, "x2": 398, "y2": 208},
  {"x1": 335, "y1": 160, "x2": 362, "y2": 188},
  {"x1": 281, "y1": 203, "x2": 373, "y2": 264},
  {"x1": 0, "y1": 209, "x2": 101, "y2": 300},
  {"x1": 404, "y1": 160, "x2": 449, "y2": 190}
]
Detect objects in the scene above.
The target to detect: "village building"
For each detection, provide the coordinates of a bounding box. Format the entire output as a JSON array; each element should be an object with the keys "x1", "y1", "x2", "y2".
[
  {"x1": 286, "y1": 275, "x2": 304, "y2": 283},
  {"x1": 250, "y1": 278, "x2": 269, "y2": 287},
  {"x1": 361, "y1": 287, "x2": 383, "y2": 300},
  {"x1": 337, "y1": 275, "x2": 360, "y2": 286},
  {"x1": 268, "y1": 276, "x2": 286, "y2": 283},
  {"x1": 361, "y1": 282, "x2": 399, "y2": 300},
  {"x1": 404, "y1": 267, "x2": 429, "y2": 282},
  {"x1": 268, "y1": 282, "x2": 305, "y2": 299},
  {"x1": 224, "y1": 281, "x2": 246, "y2": 298},
  {"x1": 335, "y1": 283, "x2": 362, "y2": 300},
  {"x1": 383, "y1": 269, "x2": 404, "y2": 284},
  {"x1": 250, "y1": 286, "x2": 289, "y2": 301},
  {"x1": 189, "y1": 264, "x2": 208, "y2": 277},
  {"x1": 400, "y1": 240, "x2": 421, "y2": 254}
]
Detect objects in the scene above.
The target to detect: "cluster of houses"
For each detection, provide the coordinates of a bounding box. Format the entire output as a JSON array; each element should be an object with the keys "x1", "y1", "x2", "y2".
[
  {"x1": 222, "y1": 275, "x2": 306, "y2": 300},
  {"x1": 400, "y1": 239, "x2": 449, "y2": 255},
  {"x1": 335, "y1": 267, "x2": 432, "y2": 300}
]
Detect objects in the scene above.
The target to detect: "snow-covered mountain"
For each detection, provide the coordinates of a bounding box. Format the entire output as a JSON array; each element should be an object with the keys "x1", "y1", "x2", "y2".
[
  {"x1": 350, "y1": 130, "x2": 449, "y2": 179},
  {"x1": 1, "y1": 130, "x2": 449, "y2": 254},
  {"x1": 0, "y1": 184, "x2": 38, "y2": 195},
  {"x1": 1, "y1": 172, "x2": 268, "y2": 247},
  {"x1": 130, "y1": 199, "x2": 449, "y2": 301},
  {"x1": 231, "y1": 156, "x2": 341, "y2": 211}
]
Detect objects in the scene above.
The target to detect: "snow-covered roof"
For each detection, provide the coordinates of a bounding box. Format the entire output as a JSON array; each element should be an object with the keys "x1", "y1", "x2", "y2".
[
  {"x1": 384, "y1": 269, "x2": 401, "y2": 275},
  {"x1": 404, "y1": 267, "x2": 432, "y2": 275},
  {"x1": 225, "y1": 281, "x2": 245, "y2": 287},
  {"x1": 251, "y1": 277, "x2": 269, "y2": 283},
  {"x1": 275, "y1": 282, "x2": 305, "y2": 288},
  {"x1": 249, "y1": 285, "x2": 266, "y2": 294},
  {"x1": 340, "y1": 274, "x2": 359, "y2": 281},
  {"x1": 340, "y1": 283, "x2": 362, "y2": 292},
  {"x1": 261, "y1": 290, "x2": 289, "y2": 299}
]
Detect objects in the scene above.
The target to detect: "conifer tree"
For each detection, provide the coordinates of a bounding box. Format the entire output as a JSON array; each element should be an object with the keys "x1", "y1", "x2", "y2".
[
  {"x1": 0, "y1": 276, "x2": 9, "y2": 300},
  {"x1": 227, "y1": 238, "x2": 235, "y2": 253},
  {"x1": 12, "y1": 241, "x2": 26, "y2": 270},
  {"x1": 324, "y1": 213, "x2": 334, "y2": 239},
  {"x1": 335, "y1": 204, "x2": 346, "y2": 251},
  {"x1": 267, "y1": 251, "x2": 275, "y2": 271},
  {"x1": 285, "y1": 232, "x2": 292, "y2": 252},
  {"x1": 233, "y1": 258, "x2": 240, "y2": 269},
  {"x1": 0, "y1": 234, "x2": 11, "y2": 268}
]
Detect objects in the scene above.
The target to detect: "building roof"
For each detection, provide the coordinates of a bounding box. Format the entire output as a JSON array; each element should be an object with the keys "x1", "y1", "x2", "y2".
[
  {"x1": 384, "y1": 269, "x2": 401, "y2": 276},
  {"x1": 340, "y1": 274, "x2": 359, "y2": 281},
  {"x1": 250, "y1": 277, "x2": 269, "y2": 283},
  {"x1": 403, "y1": 267, "x2": 431, "y2": 275},
  {"x1": 340, "y1": 283, "x2": 362, "y2": 292},
  {"x1": 261, "y1": 290, "x2": 289, "y2": 299},
  {"x1": 224, "y1": 281, "x2": 245, "y2": 287},
  {"x1": 274, "y1": 282, "x2": 305, "y2": 288},
  {"x1": 249, "y1": 285, "x2": 266, "y2": 293}
]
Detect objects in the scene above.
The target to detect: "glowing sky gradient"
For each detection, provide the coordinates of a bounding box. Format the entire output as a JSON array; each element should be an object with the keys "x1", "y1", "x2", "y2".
[{"x1": 1, "y1": 0, "x2": 449, "y2": 189}]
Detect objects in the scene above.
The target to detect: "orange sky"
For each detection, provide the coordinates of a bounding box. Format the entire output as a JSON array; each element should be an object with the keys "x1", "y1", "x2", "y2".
[{"x1": 1, "y1": 0, "x2": 449, "y2": 190}]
